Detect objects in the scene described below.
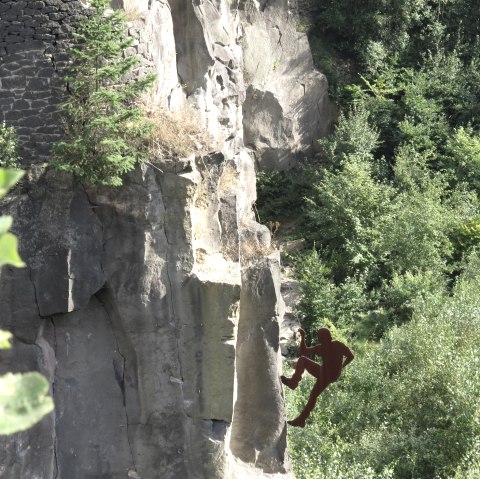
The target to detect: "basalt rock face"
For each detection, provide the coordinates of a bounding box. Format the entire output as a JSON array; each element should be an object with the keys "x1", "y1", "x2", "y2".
[
  {"x1": 0, "y1": 0, "x2": 330, "y2": 477},
  {"x1": 240, "y1": 0, "x2": 332, "y2": 169}
]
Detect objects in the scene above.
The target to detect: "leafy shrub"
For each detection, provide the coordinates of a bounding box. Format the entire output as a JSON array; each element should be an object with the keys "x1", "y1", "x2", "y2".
[
  {"x1": 286, "y1": 4, "x2": 480, "y2": 477},
  {"x1": 287, "y1": 255, "x2": 480, "y2": 478},
  {"x1": 0, "y1": 169, "x2": 25, "y2": 268},
  {"x1": 359, "y1": 270, "x2": 447, "y2": 339},
  {"x1": 298, "y1": 120, "x2": 479, "y2": 338},
  {"x1": 305, "y1": 120, "x2": 479, "y2": 282},
  {"x1": 294, "y1": 249, "x2": 371, "y2": 339},
  {"x1": 444, "y1": 126, "x2": 480, "y2": 193},
  {"x1": 0, "y1": 122, "x2": 20, "y2": 169},
  {"x1": 317, "y1": 106, "x2": 380, "y2": 171},
  {"x1": 255, "y1": 165, "x2": 317, "y2": 228},
  {"x1": 313, "y1": 0, "x2": 480, "y2": 72},
  {"x1": 340, "y1": 53, "x2": 480, "y2": 160},
  {"x1": 305, "y1": 155, "x2": 393, "y2": 281},
  {"x1": 308, "y1": 35, "x2": 356, "y2": 97},
  {"x1": 451, "y1": 217, "x2": 480, "y2": 260},
  {"x1": 293, "y1": 249, "x2": 336, "y2": 337}
]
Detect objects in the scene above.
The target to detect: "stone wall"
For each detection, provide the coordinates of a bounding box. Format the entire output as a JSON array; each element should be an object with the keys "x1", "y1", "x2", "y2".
[{"x1": 0, "y1": 0, "x2": 84, "y2": 162}]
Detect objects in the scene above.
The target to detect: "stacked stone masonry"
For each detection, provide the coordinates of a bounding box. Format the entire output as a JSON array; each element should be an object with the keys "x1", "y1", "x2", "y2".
[{"x1": 0, "y1": 0, "x2": 84, "y2": 162}]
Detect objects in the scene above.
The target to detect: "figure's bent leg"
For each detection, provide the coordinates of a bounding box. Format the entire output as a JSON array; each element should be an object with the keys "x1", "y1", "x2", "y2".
[
  {"x1": 281, "y1": 356, "x2": 322, "y2": 390},
  {"x1": 287, "y1": 381, "x2": 328, "y2": 428},
  {"x1": 280, "y1": 375, "x2": 297, "y2": 389}
]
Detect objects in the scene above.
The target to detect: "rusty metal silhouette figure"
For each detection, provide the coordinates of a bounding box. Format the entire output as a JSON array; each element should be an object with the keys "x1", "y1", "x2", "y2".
[{"x1": 281, "y1": 327, "x2": 354, "y2": 427}]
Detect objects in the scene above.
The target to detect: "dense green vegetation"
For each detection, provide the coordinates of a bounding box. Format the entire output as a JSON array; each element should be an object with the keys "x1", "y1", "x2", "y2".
[
  {"x1": 257, "y1": 1, "x2": 480, "y2": 477},
  {"x1": 52, "y1": 0, "x2": 155, "y2": 186},
  {"x1": 286, "y1": 258, "x2": 480, "y2": 478}
]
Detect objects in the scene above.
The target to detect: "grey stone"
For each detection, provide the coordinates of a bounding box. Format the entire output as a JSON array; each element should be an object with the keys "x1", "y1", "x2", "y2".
[
  {"x1": 6, "y1": 25, "x2": 25, "y2": 34},
  {"x1": 5, "y1": 35, "x2": 24, "y2": 43},
  {"x1": 8, "y1": 1, "x2": 26, "y2": 11},
  {"x1": 0, "y1": 99, "x2": 13, "y2": 110},
  {"x1": 31, "y1": 1, "x2": 46, "y2": 8},
  {"x1": 26, "y1": 77, "x2": 50, "y2": 89},
  {"x1": 34, "y1": 33, "x2": 56, "y2": 41},
  {"x1": 32, "y1": 14, "x2": 49, "y2": 22},
  {"x1": 18, "y1": 172, "x2": 106, "y2": 316},
  {"x1": 1, "y1": 13, "x2": 20, "y2": 21},
  {"x1": 23, "y1": 115, "x2": 50, "y2": 127},
  {"x1": 0, "y1": 90, "x2": 15, "y2": 99},
  {"x1": 12, "y1": 98, "x2": 30, "y2": 109},
  {"x1": 241, "y1": 0, "x2": 333, "y2": 169},
  {"x1": 0, "y1": 76, "x2": 25, "y2": 90},
  {"x1": 36, "y1": 67, "x2": 55, "y2": 77},
  {"x1": 52, "y1": 298, "x2": 134, "y2": 479},
  {"x1": 48, "y1": 12, "x2": 65, "y2": 20},
  {"x1": 231, "y1": 256, "x2": 288, "y2": 474},
  {"x1": 4, "y1": 110, "x2": 23, "y2": 120},
  {"x1": 43, "y1": 6, "x2": 60, "y2": 13},
  {"x1": 0, "y1": 0, "x2": 331, "y2": 476}
]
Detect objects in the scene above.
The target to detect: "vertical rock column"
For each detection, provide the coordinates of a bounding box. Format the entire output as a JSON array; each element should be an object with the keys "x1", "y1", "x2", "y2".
[{"x1": 230, "y1": 255, "x2": 288, "y2": 474}]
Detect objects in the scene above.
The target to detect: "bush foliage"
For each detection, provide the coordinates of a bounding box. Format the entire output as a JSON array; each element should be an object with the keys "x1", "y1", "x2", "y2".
[
  {"x1": 254, "y1": 2, "x2": 480, "y2": 477},
  {"x1": 287, "y1": 258, "x2": 480, "y2": 479}
]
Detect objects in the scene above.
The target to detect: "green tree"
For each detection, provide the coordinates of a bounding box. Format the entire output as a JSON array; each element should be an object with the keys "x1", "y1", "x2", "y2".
[
  {"x1": 52, "y1": 0, "x2": 155, "y2": 186},
  {"x1": 305, "y1": 156, "x2": 392, "y2": 281},
  {"x1": 444, "y1": 126, "x2": 480, "y2": 193},
  {"x1": 298, "y1": 112, "x2": 479, "y2": 338},
  {"x1": 317, "y1": 106, "x2": 381, "y2": 170},
  {"x1": 312, "y1": 0, "x2": 480, "y2": 73}
]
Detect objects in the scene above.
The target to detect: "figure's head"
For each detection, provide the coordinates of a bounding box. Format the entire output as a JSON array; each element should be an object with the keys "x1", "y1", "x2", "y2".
[{"x1": 317, "y1": 328, "x2": 332, "y2": 344}]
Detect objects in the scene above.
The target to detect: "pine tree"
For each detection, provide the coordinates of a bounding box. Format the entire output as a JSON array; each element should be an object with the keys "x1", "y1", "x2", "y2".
[{"x1": 52, "y1": 0, "x2": 155, "y2": 186}]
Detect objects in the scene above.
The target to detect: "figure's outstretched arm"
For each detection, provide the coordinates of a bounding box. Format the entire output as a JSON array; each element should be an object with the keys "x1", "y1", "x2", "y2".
[
  {"x1": 298, "y1": 328, "x2": 317, "y2": 358},
  {"x1": 342, "y1": 345, "x2": 354, "y2": 369}
]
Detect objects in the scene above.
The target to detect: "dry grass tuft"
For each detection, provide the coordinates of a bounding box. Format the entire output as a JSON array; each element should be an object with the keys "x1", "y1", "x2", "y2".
[
  {"x1": 122, "y1": 6, "x2": 145, "y2": 22},
  {"x1": 143, "y1": 103, "x2": 215, "y2": 160},
  {"x1": 240, "y1": 240, "x2": 275, "y2": 261}
]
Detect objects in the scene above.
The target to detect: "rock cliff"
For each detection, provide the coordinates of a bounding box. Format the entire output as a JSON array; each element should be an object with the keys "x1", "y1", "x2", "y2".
[{"x1": 0, "y1": 0, "x2": 330, "y2": 477}]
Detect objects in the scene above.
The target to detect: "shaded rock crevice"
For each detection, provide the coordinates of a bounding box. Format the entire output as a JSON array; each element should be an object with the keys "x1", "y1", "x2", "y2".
[
  {"x1": 28, "y1": 265, "x2": 42, "y2": 318},
  {"x1": 95, "y1": 289, "x2": 138, "y2": 476},
  {"x1": 49, "y1": 317, "x2": 59, "y2": 479}
]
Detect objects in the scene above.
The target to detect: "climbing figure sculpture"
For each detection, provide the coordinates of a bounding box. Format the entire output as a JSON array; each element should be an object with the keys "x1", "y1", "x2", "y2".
[{"x1": 281, "y1": 327, "x2": 354, "y2": 427}]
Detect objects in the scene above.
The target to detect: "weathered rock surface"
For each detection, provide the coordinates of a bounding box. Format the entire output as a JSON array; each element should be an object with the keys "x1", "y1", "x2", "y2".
[
  {"x1": 231, "y1": 257, "x2": 287, "y2": 473},
  {"x1": 240, "y1": 0, "x2": 333, "y2": 169},
  {"x1": 1, "y1": 158, "x2": 292, "y2": 479},
  {"x1": 0, "y1": 0, "x2": 331, "y2": 477}
]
